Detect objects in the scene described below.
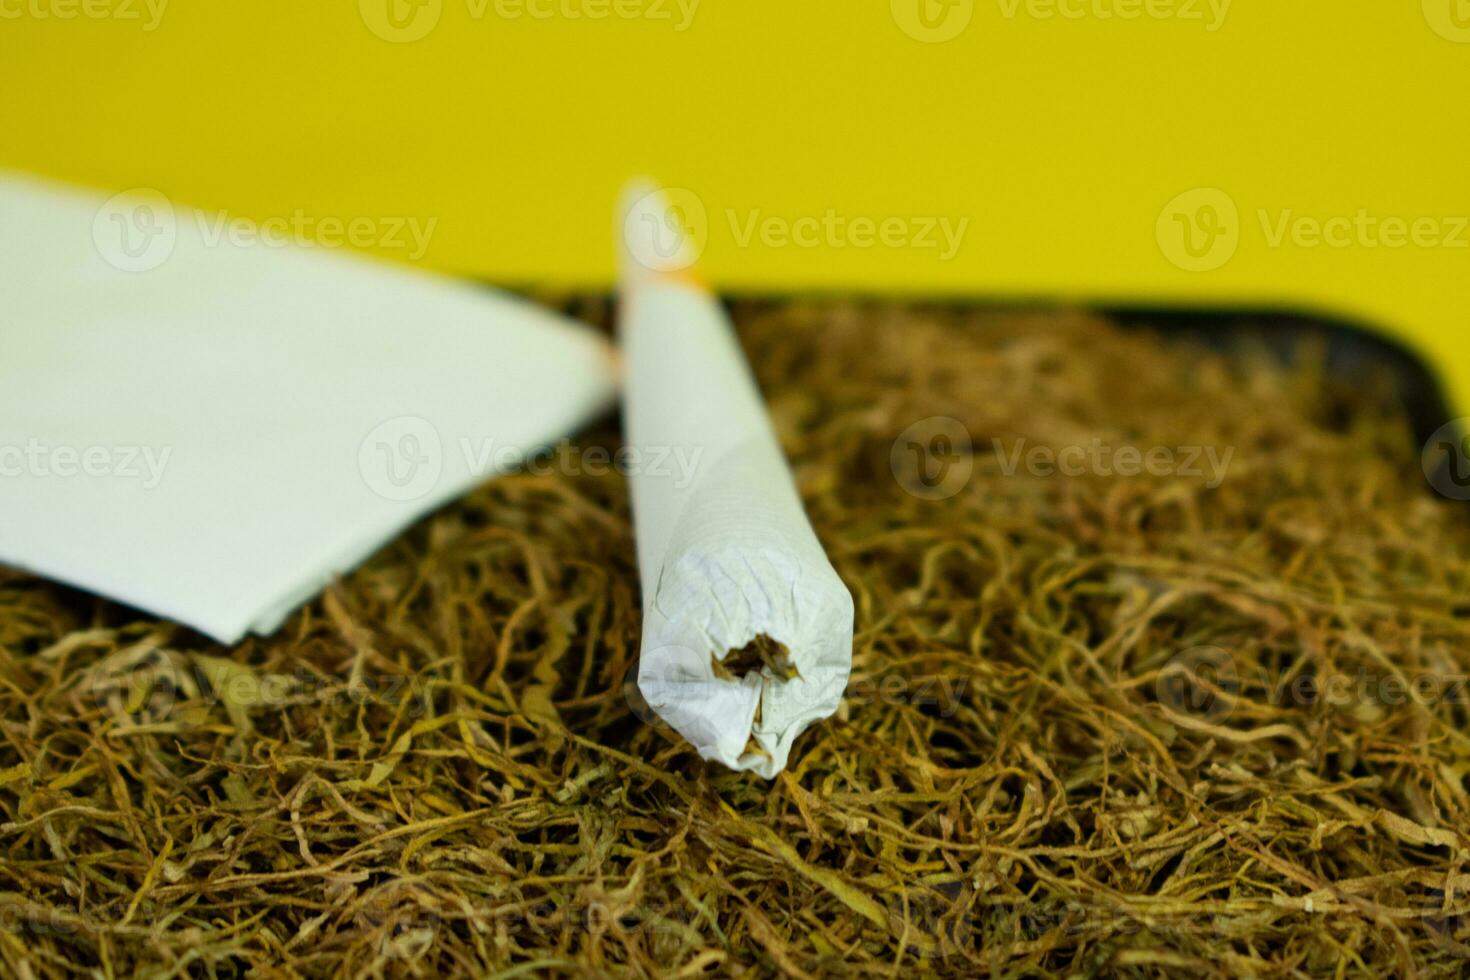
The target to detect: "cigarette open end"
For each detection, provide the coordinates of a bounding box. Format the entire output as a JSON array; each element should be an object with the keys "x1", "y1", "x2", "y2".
[
  {"x1": 714, "y1": 634, "x2": 802, "y2": 731},
  {"x1": 637, "y1": 622, "x2": 851, "y2": 778},
  {"x1": 713, "y1": 634, "x2": 800, "y2": 683}
]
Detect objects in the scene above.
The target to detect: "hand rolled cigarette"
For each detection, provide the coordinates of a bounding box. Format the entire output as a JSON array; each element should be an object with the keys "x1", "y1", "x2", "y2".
[{"x1": 618, "y1": 184, "x2": 854, "y2": 778}]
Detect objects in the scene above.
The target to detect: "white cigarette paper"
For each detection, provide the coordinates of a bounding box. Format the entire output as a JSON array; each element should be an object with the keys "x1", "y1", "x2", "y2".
[
  {"x1": 618, "y1": 185, "x2": 854, "y2": 778},
  {"x1": 0, "y1": 172, "x2": 615, "y2": 643}
]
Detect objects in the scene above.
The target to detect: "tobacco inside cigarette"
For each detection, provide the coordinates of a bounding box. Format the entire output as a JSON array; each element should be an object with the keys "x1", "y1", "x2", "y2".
[{"x1": 617, "y1": 184, "x2": 855, "y2": 778}]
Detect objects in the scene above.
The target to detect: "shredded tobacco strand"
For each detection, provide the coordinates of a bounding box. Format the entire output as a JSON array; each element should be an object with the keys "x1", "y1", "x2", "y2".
[{"x1": 714, "y1": 634, "x2": 799, "y2": 683}]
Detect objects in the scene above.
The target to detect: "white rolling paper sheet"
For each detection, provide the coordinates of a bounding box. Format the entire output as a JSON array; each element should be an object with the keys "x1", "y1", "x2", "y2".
[
  {"x1": 620, "y1": 187, "x2": 854, "y2": 778},
  {"x1": 0, "y1": 173, "x2": 617, "y2": 643}
]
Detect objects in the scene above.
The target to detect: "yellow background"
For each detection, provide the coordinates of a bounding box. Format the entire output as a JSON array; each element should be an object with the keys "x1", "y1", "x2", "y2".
[{"x1": 2, "y1": 1, "x2": 1467, "y2": 410}]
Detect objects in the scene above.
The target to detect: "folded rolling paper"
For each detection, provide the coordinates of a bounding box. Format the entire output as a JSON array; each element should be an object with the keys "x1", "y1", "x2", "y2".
[{"x1": 619, "y1": 186, "x2": 855, "y2": 778}]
